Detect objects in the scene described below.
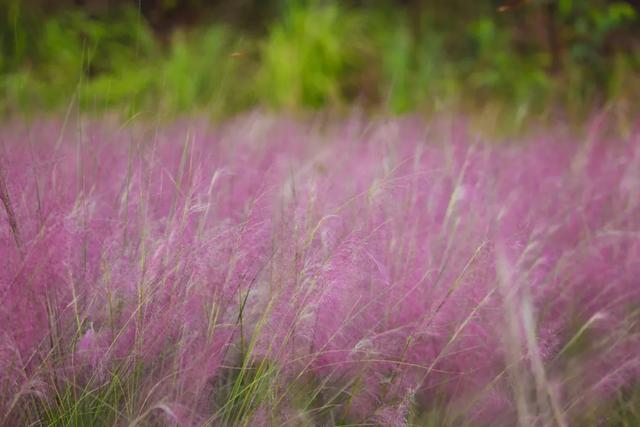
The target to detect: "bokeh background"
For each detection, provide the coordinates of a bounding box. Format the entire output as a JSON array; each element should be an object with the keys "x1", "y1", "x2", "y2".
[{"x1": 2, "y1": 0, "x2": 639, "y2": 124}]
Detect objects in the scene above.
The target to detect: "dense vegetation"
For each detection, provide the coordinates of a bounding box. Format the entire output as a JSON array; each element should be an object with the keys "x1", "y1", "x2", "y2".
[
  {"x1": 2, "y1": 2, "x2": 640, "y2": 426},
  {"x1": 1, "y1": 116, "x2": 639, "y2": 426},
  {"x1": 2, "y1": 0, "x2": 639, "y2": 122}
]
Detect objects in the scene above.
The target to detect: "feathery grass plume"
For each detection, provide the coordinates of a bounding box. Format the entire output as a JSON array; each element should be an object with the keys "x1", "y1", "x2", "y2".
[{"x1": 0, "y1": 115, "x2": 638, "y2": 426}]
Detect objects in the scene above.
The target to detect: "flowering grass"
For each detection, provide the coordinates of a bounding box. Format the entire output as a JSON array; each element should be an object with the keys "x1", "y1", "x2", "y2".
[{"x1": 1, "y1": 115, "x2": 639, "y2": 426}]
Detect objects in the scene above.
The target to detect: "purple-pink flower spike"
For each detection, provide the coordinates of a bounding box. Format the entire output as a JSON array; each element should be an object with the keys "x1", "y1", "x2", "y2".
[{"x1": 0, "y1": 116, "x2": 639, "y2": 426}]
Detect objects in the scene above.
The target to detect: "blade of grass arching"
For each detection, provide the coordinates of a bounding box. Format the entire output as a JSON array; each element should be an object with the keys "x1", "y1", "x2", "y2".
[
  {"x1": 441, "y1": 144, "x2": 474, "y2": 233},
  {"x1": 134, "y1": 363, "x2": 187, "y2": 420},
  {"x1": 209, "y1": 264, "x2": 284, "y2": 425},
  {"x1": 520, "y1": 296, "x2": 568, "y2": 427},
  {"x1": 291, "y1": 371, "x2": 370, "y2": 426},
  {"x1": 124, "y1": 357, "x2": 146, "y2": 420},
  {"x1": 196, "y1": 168, "x2": 223, "y2": 238},
  {"x1": 68, "y1": 385, "x2": 116, "y2": 426},
  {"x1": 418, "y1": 287, "x2": 497, "y2": 388},
  {"x1": 54, "y1": 92, "x2": 78, "y2": 154},
  {"x1": 234, "y1": 360, "x2": 276, "y2": 425},
  {"x1": 560, "y1": 311, "x2": 640, "y2": 417},
  {"x1": 0, "y1": 155, "x2": 23, "y2": 254},
  {"x1": 219, "y1": 319, "x2": 272, "y2": 424},
  {"x1": 552, "y1": 313, "x2": 607, "y2": 364},
  {"x1": 50, "y1": 379, "x2": 125, "y2": 427},
  {"x1": 99, "y1": 373, "x2": 128, "y2": 422},
  {"x1": 27, "y1": 137, "x2": 45, "y2": 228},
  {"x1": 127, "y1": 366, "x2": 196, "y2": 427},
  {"x1": 119, "y1": 136, "x2": 135, "y2": 252},
  {"x1": 209, "y1": 362, "x2": 271, "y2": 425},
  {"x1": 167, "y1": 130, "x2": 193, "y2": 223},
  {"x1": 237, "y1": 285, "x2": 252, "y2": 366}
]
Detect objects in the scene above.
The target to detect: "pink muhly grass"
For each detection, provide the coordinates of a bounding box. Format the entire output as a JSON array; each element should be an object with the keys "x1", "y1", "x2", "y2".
[{"x1": 0, "y1": 115, "x2": 638, "y2": 426}]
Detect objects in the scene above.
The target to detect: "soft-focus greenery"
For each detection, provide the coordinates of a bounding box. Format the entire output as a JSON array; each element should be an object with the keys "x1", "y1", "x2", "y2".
[
  {"x1": 1, "y1": 0, "x2": 639, "y2": 122},
  {"x1": 257, "y1": 2, "x2": 365, "y2": 109}
]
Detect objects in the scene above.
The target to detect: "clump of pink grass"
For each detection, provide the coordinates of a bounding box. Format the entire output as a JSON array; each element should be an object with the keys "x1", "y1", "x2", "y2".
[{"x1": 0, "y1": 115, "x2": 639, "y2": 426}]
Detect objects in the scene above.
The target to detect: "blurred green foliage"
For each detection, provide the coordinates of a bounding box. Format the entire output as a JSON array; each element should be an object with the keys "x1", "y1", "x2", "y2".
[
  {"x1": 160, "y1": 26, "x2": 254, "y2": 115},
  {"x1": 0, "y1": 0, "x2": 639, "y2": 120},
  {"x1": 258, "y1": 2, "x2": 354, "y2": 108}
]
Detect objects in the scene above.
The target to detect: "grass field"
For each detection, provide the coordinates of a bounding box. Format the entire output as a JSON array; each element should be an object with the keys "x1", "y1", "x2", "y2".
[{"x1": 1, "y1": 114, "x2": 639, "y2": 426}]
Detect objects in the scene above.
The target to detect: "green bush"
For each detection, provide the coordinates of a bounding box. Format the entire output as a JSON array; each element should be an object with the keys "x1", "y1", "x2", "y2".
[
  {"x1": 257, "y1": 1, "x2": 366, "y2": 109},
  {"x1": 158, "y1": 26, "x2": 254, "y2": 116},
  {"x1": 1, "y1": 6, "x2": 157, "y2": 113},
  {"x1": 464, "y1": 18, "x2": 550, "y2": 111}
]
